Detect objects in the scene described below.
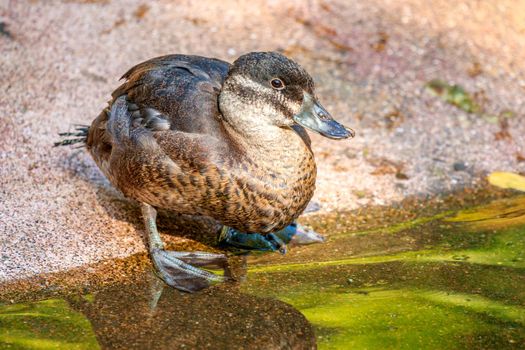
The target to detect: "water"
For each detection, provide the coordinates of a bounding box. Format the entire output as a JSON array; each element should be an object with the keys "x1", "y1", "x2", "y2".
[{"x1": 1, "y1": 190, "x2": 524, "y2": 349}]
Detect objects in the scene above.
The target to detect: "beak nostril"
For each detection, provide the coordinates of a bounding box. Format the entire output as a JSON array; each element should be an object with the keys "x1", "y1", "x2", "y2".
[
  {"x1": 318, "y1": 111, "x2": 329, "y2": 120},
  {"x1": 296, "y1": 92, "x2": 354, "y2": 140}
]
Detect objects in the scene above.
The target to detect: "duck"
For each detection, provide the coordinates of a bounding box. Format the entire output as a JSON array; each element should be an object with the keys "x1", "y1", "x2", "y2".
[{"x1": 57, "y1": 52, "x2": 354, "y2": 292}]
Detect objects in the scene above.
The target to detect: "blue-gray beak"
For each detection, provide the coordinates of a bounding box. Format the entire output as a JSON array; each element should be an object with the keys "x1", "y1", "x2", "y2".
[{"x1": 293, "y1": 93, "x2": 355, "y2": 140}]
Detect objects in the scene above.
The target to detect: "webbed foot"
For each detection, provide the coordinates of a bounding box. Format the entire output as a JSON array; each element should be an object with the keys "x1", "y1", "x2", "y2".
[
  {"x1": 141, "y1": 202, "x2": 228, "y2": 293},
  {"x1": 218, "y1": 222, "x2": 325, "y2": 254},
  {"x1": 218, "y1": 227, "x2": 287, "y2": 253},
  {"x1": 151, "y1": 250, "x2": 227, "y2": 293}
]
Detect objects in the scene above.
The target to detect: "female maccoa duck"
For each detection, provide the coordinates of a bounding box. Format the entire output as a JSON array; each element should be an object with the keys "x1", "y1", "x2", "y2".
[{"x1": 58, "y1": 52, "x2": 354, "y2": 292}]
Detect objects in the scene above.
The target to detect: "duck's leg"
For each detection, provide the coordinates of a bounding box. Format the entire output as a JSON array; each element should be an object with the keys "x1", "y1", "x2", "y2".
[
  {"x1": 141, "y1": 203, "x2": 227, "y2": 292},
  {"x1": 218, "y1": 222, "x2": 325, "y2": 254}
]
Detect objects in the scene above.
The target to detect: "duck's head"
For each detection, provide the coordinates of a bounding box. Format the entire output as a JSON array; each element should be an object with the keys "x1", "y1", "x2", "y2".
[{"x1": 219, "y1": 52, "x2": 354, "y2": 140}]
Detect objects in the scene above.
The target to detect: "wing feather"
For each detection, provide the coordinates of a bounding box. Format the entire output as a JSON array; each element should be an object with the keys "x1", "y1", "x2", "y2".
[{"x1": 112, "y1": 54, "x2": 230, "y2": 135}]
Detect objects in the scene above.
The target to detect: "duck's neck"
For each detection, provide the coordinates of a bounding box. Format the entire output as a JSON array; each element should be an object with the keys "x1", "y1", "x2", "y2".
[{"x1": 224, "y1": 121, "x2": 308, "y2": 162}]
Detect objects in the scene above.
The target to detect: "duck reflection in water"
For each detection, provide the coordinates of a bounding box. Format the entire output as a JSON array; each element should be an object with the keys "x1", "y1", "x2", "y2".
[{"x1": 67, "y1": 261, "x2": 316, "y2": 350}]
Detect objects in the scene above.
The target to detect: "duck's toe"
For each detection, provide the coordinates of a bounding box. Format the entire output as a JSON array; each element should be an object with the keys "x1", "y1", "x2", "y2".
[
  {"x1": 269, "y1": 222, "x2": 325, "y2": 247},
  {"x1": 288, "y1": 223, "x2": 325, "y2": 246},
  {"x1": 151, "y1": 249, "x2": 227, "y2": 293}
]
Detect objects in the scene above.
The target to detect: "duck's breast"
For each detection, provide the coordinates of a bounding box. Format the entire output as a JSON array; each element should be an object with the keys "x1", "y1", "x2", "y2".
[{"x1": 203, "y1": 130, "x2": 316, "y2": 233}]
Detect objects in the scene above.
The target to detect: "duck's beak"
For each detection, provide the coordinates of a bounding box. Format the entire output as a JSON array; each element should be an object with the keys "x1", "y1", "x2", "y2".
[{"x1": 293, "y1": 92, "x2": 355, "y2": 140}]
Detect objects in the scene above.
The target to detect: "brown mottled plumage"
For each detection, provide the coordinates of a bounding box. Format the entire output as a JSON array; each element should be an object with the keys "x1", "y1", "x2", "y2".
[
  {"x1": 87, "y1": 53, "x2": 316, "y2": 234},
  {"x1": 61, "y1": 52, "x2": 354, "y2": 291}
]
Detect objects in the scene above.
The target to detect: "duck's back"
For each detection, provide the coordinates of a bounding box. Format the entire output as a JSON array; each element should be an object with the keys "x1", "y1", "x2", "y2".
[{"x1": 112, "y1": 54, "x2": 231, "y2": 135}]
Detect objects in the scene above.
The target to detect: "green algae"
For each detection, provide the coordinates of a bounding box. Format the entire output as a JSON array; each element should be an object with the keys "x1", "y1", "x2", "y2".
[
  {"x1": 300, "y1": 288, "x2": 523, "y2": 349},
  {"x1": 421, "y1": 228, "x2": 525, "y2": 268},
  {"x1": 242, "y1": 194, "x2": 525, "y2": 349},
  {"x1": 329, "y1": 210, "x2": 455, "y2": 238},
  {"x1": 0, "y1": 299, "x2": 99, "y2": 350},
  {"x1": 425, "y1": 80, "x2": 481, "y2": 113}
]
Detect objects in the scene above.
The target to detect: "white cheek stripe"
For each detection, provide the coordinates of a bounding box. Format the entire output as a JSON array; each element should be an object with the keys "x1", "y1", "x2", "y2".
[
  {"x1": 230, "y1": 75, "x2": 274, "y2": 100},
  {"x1": 230, "y1": 75, "x2": 302, "y2": 114}
]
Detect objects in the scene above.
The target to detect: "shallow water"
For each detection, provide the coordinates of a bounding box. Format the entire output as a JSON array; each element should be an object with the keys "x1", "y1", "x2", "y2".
[{"x1": 1, "y1": 192, "x2": 524, "y2": 349}]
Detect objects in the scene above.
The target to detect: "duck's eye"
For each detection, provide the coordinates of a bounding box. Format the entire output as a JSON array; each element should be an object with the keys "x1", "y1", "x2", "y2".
[{"x1": 270, "y1": 78, "x2": 285, "y2": 90}]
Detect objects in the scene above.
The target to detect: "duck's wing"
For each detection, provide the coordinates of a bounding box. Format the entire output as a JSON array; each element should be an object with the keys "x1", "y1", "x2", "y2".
[
  {"x1": 88, "y1": 95, "x2": 231, "y2": 209},
  {"x1": 87, "y1": 55, "x2": 234, "y2": 200},
  {"x1": 112, "y1": 54, "x2": 231, "y2": 135}
]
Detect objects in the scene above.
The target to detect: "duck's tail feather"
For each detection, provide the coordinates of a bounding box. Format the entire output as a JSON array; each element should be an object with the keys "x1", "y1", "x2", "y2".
[{"x1": 54, "y1": 125, "x2": 89, "y2": 148}]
